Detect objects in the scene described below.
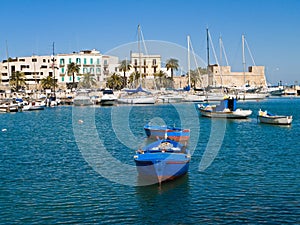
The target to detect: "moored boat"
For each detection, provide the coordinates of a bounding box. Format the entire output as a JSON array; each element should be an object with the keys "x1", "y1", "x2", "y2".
[
  {"x1": 133, "y1": 139, "x2": 191, "y2": 185},
  {"x1": 22, "y1": 101, "x2": 45, "y2": 111},
  {"x1": 198, "y1": 98, "x2": 252, "y2": 119},
  {"x1": 100, "y1": 89, "x2": 117, "y2": 106},
  {"x1": 257, "y1": 109, "x2": 292, "y2": 125},
  {"x1": 144, "y1": 124, "x2": 190, "y2": 142},
  {"x1": 73, "y1": 90, "x2": 93, "y2": 106}
]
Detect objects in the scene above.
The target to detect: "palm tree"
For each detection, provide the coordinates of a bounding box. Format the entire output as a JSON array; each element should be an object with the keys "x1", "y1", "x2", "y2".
[
  {"x1": 78, "y1": 73, "x2": 97, "y2": 89},
  {"x1": 41, "y1": 76, "x2": 57, "y2": 90},
  {"x1": 166, "y1": 58, "x2": 179, "y2": 80},
  {"x1": 9, "y1": 71, "x2": 26, "y2": 91},
  {"x1": 67, "y1": 62, "x2": 80, "y2": 89},
  {"x1": 153, "y1": 70, "x2": 167, "y2": 88},
  {"x1": 119, "y1": 59, "x2": 131, "y2": 88},
  {"x1": 106, "y1": 73, "x2": 123, "y2": 90}
]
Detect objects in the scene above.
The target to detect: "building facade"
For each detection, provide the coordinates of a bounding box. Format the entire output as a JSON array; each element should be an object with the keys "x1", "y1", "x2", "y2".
[
  {"x1": 206, "y1": 65, "x2": 267, "y2": 88},
  {"x1": 130, "y1": 52, "x2": 161, "y2": 76},
  {"x1": 0, "y1": 49, "x2": 119, "y2": 90}
]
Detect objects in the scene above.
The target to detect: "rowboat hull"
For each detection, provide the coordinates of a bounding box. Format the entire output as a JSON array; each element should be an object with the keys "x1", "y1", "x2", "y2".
[{"x1": 258, "y1": 115, "x2": 292, "y2": 125}]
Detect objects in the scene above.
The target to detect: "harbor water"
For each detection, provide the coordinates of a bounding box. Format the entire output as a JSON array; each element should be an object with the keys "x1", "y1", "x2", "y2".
[{"x1": 0, "y1": 98, "x2": 299, "y2": 224}]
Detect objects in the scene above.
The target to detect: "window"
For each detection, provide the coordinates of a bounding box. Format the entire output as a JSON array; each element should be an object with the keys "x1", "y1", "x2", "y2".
[
  {"x1": 19, "y1": 58, "x2": 25, "y2": 62},
  {"x1": 40, "y1": 65, "x2": 47, "y2": 69},
  {"x1": 97, "y1": 58, "x2": 100, "y2": 65},
  {"x1": 84, "y1": 58, "x2": 87, "y2": 65},
  {"x1": 77, "y1": 77, "x2": 80, "y2": 81},
  {"x1": 153, "y1": 59, "x2": 156, "y2": 65},
  {"x1": 96, "y1": 68, "x2": 100, "y2": 74},
  {"x1": 62, "y1": 68, "x2": 65, "y2": 73},
  {"x1": 32, "y1": 58, "x2": 37, "y2": 62},
  {"x1": 69, "y1": 76, "x2": 72, "y2": 81},
  {"x1": 104, "y1": 60, "x2": 108, "y2": 65},
  {"x1": 91, "y1": 68, "x2": 94, "y2": 73},
  {"x1": 90, "y1": 58, "x2": 93, "y2": 64},
  {"x1": 62, "y1": 76, "x2": 64, "y2": 82},
  {"x1": 144, "y1": 59, "x2": 146, "y2": 65},
  {"x1": 76, "y1": 58, "x2": 81, "y2": 64},
  {"x1": 69, "y1": 58, "x2": 72, "y2": 64},
  {"x1": 60, "y1": 58, "x2": 65, "y2": 65},
  {"x1": 43, "y1": 59, "x2": 46, "y2": 63},
  {"x1": 134, "y1": 59, "x2": 137, "y2": 66}
]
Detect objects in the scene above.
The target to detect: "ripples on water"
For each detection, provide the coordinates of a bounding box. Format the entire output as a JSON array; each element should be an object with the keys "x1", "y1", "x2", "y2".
[{"x1": 0, "y1": 98, "x2": 299, "y2": 224}]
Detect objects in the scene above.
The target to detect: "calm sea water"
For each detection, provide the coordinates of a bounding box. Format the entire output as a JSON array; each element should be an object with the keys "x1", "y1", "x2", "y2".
[{"x1": 0, "y1": 97, "x2": 299, "y2": 224}]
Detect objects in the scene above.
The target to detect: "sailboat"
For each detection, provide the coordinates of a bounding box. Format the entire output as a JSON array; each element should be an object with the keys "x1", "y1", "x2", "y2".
[
  {"x1": 235, "y1": 35, "x2": 268, "y2": 100},
  {"x1": 117, "y1": 25, "x2": 156, "y2": 104},
  {"x1": 182, "y1": 35, "x2": 206, "y2": 102}
]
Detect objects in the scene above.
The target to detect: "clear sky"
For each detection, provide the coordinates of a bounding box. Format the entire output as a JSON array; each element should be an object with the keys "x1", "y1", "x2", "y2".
[{"x1": 1, "y1": 0, "x2": 299, "y2": 85}]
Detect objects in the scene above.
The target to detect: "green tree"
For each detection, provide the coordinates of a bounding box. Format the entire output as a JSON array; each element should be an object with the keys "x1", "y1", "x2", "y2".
[
  {"x1": 119, "y1": 59, "x2": 131, "y2": 88},
  {"x1": 153, "y1": 70, "x2": 167, "y2": 88},
  {"x1": 9, "y1": 71, "x2": 26, "y2": 91},
  {"x1": 41, "y1": 75, "x2": 57, "y2": 90},
  {"x1": 78, "y1": 73, "x2": 97, "y2": 89},
  {"x1": 166, "y1": 58, "x2": 179, "y2": 80},
  {"x1": 106, "y1": 73, "x2": 123, "y2": 90},
  {"x1": 67, "y1": 62, "x2": 80, "y2": 89}
]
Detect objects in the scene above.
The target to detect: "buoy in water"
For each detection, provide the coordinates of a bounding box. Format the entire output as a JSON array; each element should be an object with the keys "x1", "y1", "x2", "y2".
[
  {"x1": 78, "y1": 120, "x2": 84, "y2": 124},
  {"x1": 2, "y1": 128, "x2": 7, "y2": 132}
]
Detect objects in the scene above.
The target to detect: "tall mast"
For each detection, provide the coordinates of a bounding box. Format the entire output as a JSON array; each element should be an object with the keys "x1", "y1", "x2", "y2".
[
  {"x1": 138, "y1": 25, "x2": 142, "y2": 81},
  {"x1": 52, "y1": 42, "x2": 56, "y2": 97},
  {"x1": 187, "y1": 35, "x2": 191, "y2": 88},
  {"x1": 5, "y1": 40, "x2": 10, "y2": 85},
  {"x1": 242, "y1": 34, "x2": 246, "y2": 87}
]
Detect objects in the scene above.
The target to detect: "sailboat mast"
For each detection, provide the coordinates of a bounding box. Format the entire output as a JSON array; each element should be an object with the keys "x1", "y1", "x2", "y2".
[
  {"x1": 138, "y1": 25, "x2": 142, "y2": 78},
  {"x1": 6, "y1": 40, "x2": 10, "y2": 85},
  {"x1": 187, "y1": 35, "x2": 191, "y2": 88},
  {"x1": 242, "y1": 34, "x2": 246, "y2": 86},
  {"x1": 52, "y1": 42, "x2": 56, "y2": 97}
]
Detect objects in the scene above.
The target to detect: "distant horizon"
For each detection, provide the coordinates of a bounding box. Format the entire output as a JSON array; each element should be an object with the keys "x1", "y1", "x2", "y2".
[{"x1": 1, "y1": 0, "x2": 299, "y2": 85}]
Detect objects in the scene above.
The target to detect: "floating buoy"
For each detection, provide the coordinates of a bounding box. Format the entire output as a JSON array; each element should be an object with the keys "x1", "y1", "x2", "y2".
[
  {"x1": 2, "y1": 128, "x2": 7, "y2": 132},
  {"x1": 78, "y1": 120, "x2": 84, "y2": 124}
]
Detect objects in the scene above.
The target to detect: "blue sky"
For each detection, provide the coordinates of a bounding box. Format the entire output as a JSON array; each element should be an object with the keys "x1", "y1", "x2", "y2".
[{"x1": 1, "y1": 0, "x2": 300, "y2": 84}]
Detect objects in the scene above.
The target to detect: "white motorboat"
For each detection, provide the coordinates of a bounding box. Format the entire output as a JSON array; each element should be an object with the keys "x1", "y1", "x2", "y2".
[
  {"x1": 257, "y1": 110, "x2": 292, "y2": 125},
  {"x1": 73, "y1": 90, "x2": 93, "y2": 106},
  {"x1": 100, "y1": 89, "x2": 117, "y2": 106}
]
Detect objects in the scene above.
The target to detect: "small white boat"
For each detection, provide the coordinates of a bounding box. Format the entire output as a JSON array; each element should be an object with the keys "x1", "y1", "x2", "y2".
[
  {"x1": 22, "y1": 101, "x2": 45, "y2": 111},
  {"x1": 100, "y1": 89, "x2": 117, "y2": 106},
  {"x1": 73, "y1": 90, "x2": 93, "y2": 106},
  {"x1": 198, "y1": 98, "x2": 252, "y2": 119},
  {"x1": 257, "y1": 110, "x2": 293, "y2": 125},
  {"x1": 0, "y1": 101, "x2": 19, "y2": 112}
]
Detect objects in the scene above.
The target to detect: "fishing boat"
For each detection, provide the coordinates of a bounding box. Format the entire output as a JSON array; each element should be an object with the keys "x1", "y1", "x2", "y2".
[
  {"x1": 100, "y1": 89, "x2": 117, "y2": 106},
  {"x1": 144, "y1": 124, "x2": 190, "y2": 142},
  {"x1": 133, "y1": 139, "x2": 191, "y2": 185},
  {"x1": 198, "y1": 98, "x2": 252, "y2": 118},
  {"x1": 257, "y1": 109, "x2": 293, "y2": 125}
]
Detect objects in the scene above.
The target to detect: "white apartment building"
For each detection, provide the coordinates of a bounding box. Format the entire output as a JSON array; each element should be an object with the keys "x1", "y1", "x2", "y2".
[
  {"x1": 57, "y1": 49, "x2": 119, "y2": 87},
  {"x1": 0, "y1": 49, "x2": 119, "y2": 90}
]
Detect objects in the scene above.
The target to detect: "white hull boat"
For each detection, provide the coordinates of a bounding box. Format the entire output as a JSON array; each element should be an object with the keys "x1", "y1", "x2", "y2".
[
  {"x1": 198, "y1": 98, "x2": 252, "y2": 119},
  {"x1": 258, "y1": 110, "x2": 292, "y2": 125}
]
